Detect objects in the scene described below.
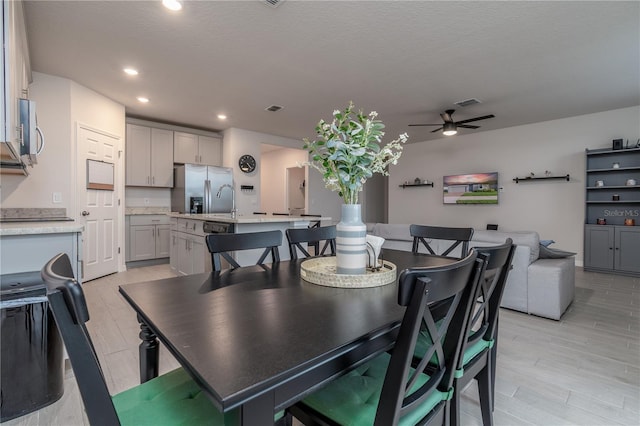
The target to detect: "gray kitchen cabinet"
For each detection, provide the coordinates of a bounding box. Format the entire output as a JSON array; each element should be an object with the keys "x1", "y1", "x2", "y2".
[
  {"x1": 584, "y1": 225, "x2": 640, "y2": 275},
  {"x1": 584, "y1": 147, "x2": 639, "y2": 276},
  {"x1": 127, "y1": 215, "x2": 171, "y2": 262},
  {"x1": 125, "y1": 124, "x2": 174, "y2": 187},
  {"x1": 171, "y1": 218, "x2": 210, "y2": 275},
  {"x1": 174, "y1": 132, "x2": 221, "y2": 166},
  {"x1": 1, "y1": 0, "x2": 31, "y2": 168}
]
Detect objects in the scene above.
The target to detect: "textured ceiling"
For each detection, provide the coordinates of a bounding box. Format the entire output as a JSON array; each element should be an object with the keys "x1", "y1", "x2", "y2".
[{"x1": 23, "y1": 1, "x2": 640, "y2": 144}]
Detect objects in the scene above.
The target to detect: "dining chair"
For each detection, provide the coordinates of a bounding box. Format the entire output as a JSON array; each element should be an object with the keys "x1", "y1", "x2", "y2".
[
  {"x1": 410, "y1": 224, "x2": 474, "y2": 258},
  {"x1": 286, "y1": 225, "x2": 336, "y2": 259},
  {"x1": 289, "y1": 251, "x2": 487, "y2": 426},
  {"x1": 205, "y1": 230, "x2": 282, "y2": 271},
  {"x1": 450, "y1": 239, "x2": 516, "y2": 426},
  {"x1": 41, "y1": 253, "x2": 288, "y2": 426},
  {"x1": 301, "y1": 213, "x2": 322, "y2": 229},
  {"x1": 412, "y1": 239, "x2": 516, "y2": 426}
]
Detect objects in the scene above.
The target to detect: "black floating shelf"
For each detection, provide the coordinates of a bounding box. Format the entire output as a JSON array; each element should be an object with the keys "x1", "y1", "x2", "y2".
[
  {"x1": 513, "y1": 174, "x2": 570, "y2": 183},
  {"x1": 399, "y1": 183, "x2": 434, "y2": 188}
]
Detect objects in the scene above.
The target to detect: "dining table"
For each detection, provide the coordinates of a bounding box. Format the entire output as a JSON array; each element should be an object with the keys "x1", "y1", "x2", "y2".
[{"x1": 118, "y1": 249, "x2": 456, "y2": 425}]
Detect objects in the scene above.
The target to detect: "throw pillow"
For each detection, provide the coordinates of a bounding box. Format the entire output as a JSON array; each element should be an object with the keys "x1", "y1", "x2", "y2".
[
  {"x1": 540, "y1": 239, "x2": 555, "y2": 247},
  {"x1": 538, "y1": 244, "x2": 576, "y2": 259}
]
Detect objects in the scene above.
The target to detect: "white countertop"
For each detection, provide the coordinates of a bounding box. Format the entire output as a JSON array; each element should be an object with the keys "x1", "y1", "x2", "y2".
[
  {"x1": 0, "y1": 221, "x2": 84, "y2": 236},
  {"x1": 167, "y1": 212, "x2": 331, "y2": 224},
  {"x1": 125, "y1": 207, "x2": 171, "y2": 215}
]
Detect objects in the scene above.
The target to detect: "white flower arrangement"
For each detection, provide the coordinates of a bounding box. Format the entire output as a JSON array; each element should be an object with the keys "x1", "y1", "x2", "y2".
[{"x1": 303, "y1": 102, "x2": 408, "y2": 204}]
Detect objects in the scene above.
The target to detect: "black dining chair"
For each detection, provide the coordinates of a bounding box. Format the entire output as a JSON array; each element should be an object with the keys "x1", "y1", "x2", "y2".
[
  {"x1": 40, "y1": 253, "x2": 289, "y2": 426},
  {"x1": 410, "y1": 224, "x2": 474, "y2": 258},
  {"x1": 449, "y1": 239, "x2": 516, "y2": 426},
  {"x1": 301, "y1": 213, "x2": 322, "y2": 229},
  {"x1": 289, "y1": 251, "x2": 487, "y2": 426},
  {"x1": 286, "y1": 225, "x2": 336, "y2": 259},
  {"x1": 205, "y1": 230, "x2": 282, "y2": 271}
]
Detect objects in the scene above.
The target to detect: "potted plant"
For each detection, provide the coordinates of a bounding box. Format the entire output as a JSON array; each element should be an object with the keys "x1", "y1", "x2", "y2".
[{"x1": 304, "y1": 102, "x2": 408, "y2": 274}]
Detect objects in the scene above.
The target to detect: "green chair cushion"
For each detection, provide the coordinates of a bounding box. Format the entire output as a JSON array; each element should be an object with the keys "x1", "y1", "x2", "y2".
[
  {"x1": 300, "y1": 352, "x2": 448, "y2": 426},
  {"x1": 414, "y1": 331, "x2": 491, "y2": 367},
  {"x1": 113, "y1": 368, "x2": 284, "y2": 425}
]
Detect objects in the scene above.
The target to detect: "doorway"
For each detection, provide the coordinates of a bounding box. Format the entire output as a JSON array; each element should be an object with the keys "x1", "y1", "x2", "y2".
[{"x1": 286, "y1": 166, "x2": 306, "y2": 215}]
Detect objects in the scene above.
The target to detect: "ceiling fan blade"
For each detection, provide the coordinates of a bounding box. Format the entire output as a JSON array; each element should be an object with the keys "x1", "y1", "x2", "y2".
[
  {"x1": 430, "y1": 127, "x2": 444, "y2": 133},
  {"x1": 408, "y1": 124, "x2": 444, "y2": 127},
  {"x1": 457, "y1": 124, "x2": 480, "y2": 129},
  {"x1": 455, "y1": 114, "x2": 495, "y2": 125}
]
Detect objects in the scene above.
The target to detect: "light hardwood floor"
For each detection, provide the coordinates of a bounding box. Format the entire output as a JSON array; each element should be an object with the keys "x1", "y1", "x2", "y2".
[{"x1": 3, "y1": 265, "x2": 639, "y2": 425}]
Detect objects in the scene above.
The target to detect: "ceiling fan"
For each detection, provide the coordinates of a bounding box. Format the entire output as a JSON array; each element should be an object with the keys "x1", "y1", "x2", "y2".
[{"x1": 409, "y1": 109, "x2": 495, "y2": 136}]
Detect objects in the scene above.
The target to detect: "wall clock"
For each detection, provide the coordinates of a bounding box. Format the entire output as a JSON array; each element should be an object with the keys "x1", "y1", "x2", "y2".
[{"x1": 238, "y1": 154, "x2": 256, "y2": 173}]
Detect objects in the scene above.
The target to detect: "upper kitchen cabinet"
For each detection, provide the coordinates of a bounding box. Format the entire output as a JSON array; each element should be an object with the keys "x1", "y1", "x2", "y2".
[
  {"x1": 174, "y1": 132, "x2": 221, "y2": 166},
  {"x1": 125, "y1": 124, "x2": 174, "y2": 187},
  {"x1": 1, "y1": 0, "x2": 31, "y2": 171}
]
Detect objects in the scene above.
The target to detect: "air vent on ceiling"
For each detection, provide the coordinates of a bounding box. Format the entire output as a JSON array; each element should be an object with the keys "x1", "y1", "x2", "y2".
[
  {"x1": 453, "y1": 98, "x2": 481, "y2": 108},
  {"x1": 262, "y1": 0, "x2": 284, "y2": 8},
  {"x1": 265, "y1": 105, "x2": 283, "y2": 112}
]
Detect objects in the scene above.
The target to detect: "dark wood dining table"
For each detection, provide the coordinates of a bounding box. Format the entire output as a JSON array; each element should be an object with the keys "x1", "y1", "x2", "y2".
[{"x1": 118, "y1": 249, "x2": 455, "y2": 426}]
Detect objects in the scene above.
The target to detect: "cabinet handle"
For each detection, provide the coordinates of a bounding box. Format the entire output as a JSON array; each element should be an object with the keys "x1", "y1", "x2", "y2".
[
  {"x1": 147, "y1": 176, "x2": 150, "y2": 184},
  {"x1": 152, "y1": 176, "x2": 155, "y2": 184},
  {"x1": 196, "y1": 154, "x2": 198, "y2": 163},
  {"x1": 199, "y1": 155, "x2": 202, "y2": 163}
]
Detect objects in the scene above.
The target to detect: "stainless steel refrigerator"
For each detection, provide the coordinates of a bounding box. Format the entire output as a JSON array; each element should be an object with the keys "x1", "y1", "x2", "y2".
[{"x1": 171, "y1": 164, "x2": 234, "y2": 214}]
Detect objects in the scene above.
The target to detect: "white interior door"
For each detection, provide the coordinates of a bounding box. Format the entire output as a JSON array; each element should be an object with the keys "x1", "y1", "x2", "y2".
[
  {"x1": 78, "y1": 126, "x2": 121, "y2": 281},
  {"x1": 287, "y1": 166, "x2": 306, "y2": 215}
]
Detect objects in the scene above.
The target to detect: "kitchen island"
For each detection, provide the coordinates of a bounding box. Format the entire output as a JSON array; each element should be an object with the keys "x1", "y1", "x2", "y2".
[{"x1": 167, "y1": 213, "x2": 332, "y2": 275}]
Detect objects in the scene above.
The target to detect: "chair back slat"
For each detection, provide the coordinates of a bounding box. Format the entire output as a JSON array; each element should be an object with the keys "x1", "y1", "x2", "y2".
[
  {"x1": 205, "y1": 230, "x2": 282, "y2": 271},
  {"x1": 464, "y1": 239, "x2": 516, "y2": 354},
  {"x1": 410, "y1": 224, "x2": 474, "y2": 258},
  {"x1": 41, "y1": 253, "x2": 121, "y2": 426},
  {"x1": 286, "y1": 226, "x2": 336, "y2": 260},
  {"x1": 374, "y1": 251, "x2": 487, "y2": 425}
]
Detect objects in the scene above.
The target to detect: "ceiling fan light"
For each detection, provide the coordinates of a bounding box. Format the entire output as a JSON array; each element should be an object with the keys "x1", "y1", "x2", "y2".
[{"x1": 442, "y1": 122, "x2": 457, "y2": 136}]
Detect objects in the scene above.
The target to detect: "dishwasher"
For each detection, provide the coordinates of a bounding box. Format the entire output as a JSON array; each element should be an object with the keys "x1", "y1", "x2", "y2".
[{"x1": 202, "y1": 221, "x2": 235, "y2": 270}]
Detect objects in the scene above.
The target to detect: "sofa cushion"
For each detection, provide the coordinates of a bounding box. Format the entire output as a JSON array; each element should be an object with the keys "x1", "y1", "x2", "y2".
[
  {"x1": 538, "y1": 244, "x2": 576, "y2": 259},
  {"x1": 472, "y1": 230, "x2": 540, "y2": 264},
  {"x1": 371, "y1": 223, "x2": 413, "y2": 242}
]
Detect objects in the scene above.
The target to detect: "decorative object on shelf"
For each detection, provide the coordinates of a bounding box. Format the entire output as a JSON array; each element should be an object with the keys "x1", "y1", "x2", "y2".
[
  {"x1": 414, "y1": 177, "x2": 421, "y2": 184},
  {"x1": 625, "y1": 218, "x2": 636, "y2": 226},
  {"x1": 399, "y1": 181, "x2": 434, "y2": 188},
  {"x1": 612, "y1": 162, "x2": 620, "y2": 169},
  {"x1": 627, "y1": 179, "x2": 637, "y2": 186},
  {"x1": 513, "y1": 174, "x2": 570, "y2": 183},
  {"x1": 595, "y1": 180, "x2": 605, "y2": 187},
  {"x1": 299, "y1": 256, "x2": 397, "y2": 288},
  {"x1": 613, "y1": 194, "x2": 620, "y2": 201},
  {"x1": 613, "y1": 139, "x2": 623, "y2": 150},
  {"x1": 304, "y1": 102, "x2": 408, "y2": 275},
  {"x1": 597, "y1": 218, "x2": 607, "y2": 225},
  {"x1": 238, "y1": 154, "x2": 256, "y2": 173}
]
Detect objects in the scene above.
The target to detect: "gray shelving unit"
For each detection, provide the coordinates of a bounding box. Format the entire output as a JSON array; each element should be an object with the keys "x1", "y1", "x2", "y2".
[{"x1": 584, "y1": 147, "x2": 640, "y2": 276}]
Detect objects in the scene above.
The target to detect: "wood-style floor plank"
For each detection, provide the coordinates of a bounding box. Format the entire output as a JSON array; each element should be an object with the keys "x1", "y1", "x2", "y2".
[{"x1": 3, "y1": 265, "x2": 639, "y2": 425}]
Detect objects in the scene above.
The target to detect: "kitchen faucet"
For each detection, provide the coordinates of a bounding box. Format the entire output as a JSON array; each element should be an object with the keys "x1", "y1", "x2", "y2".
[{"x1": 216, "y1": 183, "x2": 236, "y2": 218}]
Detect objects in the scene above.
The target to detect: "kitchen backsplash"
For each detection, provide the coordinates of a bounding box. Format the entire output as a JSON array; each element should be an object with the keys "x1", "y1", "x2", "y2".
[{"x1": 0, "y1": 208, "x2": 67, "y2": 219}]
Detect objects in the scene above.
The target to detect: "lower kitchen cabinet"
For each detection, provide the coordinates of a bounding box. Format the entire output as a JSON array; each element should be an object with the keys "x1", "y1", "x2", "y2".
[
  {"x1": 126, "y1": 215, "x2": 171, "y2": 262},
  {"x1": 584, "y1": 225, "x2": 640, "y2": 275},
  {"x1": 170, "y1": 218, "x2": 211, "y2": 275}
]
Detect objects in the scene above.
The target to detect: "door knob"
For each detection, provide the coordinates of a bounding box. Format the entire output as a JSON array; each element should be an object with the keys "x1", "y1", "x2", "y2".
[{"x1": 81, "y1": 211, "x2": 90, "y2": 216}]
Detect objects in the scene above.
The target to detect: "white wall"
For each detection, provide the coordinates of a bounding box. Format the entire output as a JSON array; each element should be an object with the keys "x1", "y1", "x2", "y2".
[
  {"x1": 222, "y1": 127, "x2": 315, "y2": 215},
  {"x1": 388, "y1": 105, "x2": 640, "y2": 264},
  {"x1": 260, "y1": 147, "x2": 307, "y2": 214},
  {"x1": 1, "y1": 73, "x2": 73, "y2": 210}
]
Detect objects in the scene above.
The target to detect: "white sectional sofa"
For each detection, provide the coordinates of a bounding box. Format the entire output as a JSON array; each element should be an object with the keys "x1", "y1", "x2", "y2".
[{"x1": 368, "y1": 223, "x2": 575, "y2": 320}]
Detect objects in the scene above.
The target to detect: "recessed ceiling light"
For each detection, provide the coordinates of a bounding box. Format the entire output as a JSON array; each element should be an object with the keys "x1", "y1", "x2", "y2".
[
  {"x1": 217, "y1": 114, "x2": 227, "y2": 120},
  {"x1": 137, "y1": 97, "x2": 150, "y2": 103},
  {"x1": 162, "y1": 0, "x2": 182, "y2": 11},
  {"x1": 123, "y1": 68, "x2": 138, "y2": 76}
]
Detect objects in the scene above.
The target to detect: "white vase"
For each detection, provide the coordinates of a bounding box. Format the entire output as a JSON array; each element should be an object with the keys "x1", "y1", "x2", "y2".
[{"x1": 336, "y1": 204, "x2": 367, "y2": 274}]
